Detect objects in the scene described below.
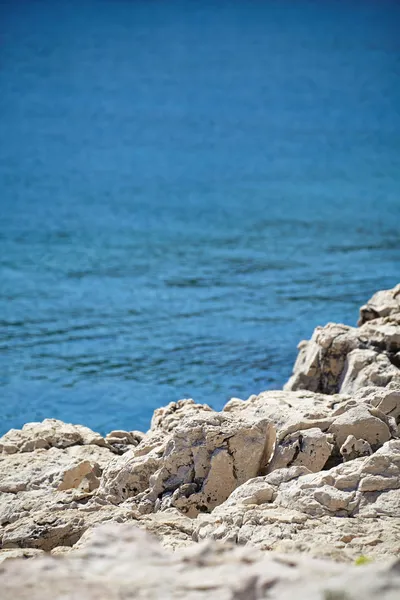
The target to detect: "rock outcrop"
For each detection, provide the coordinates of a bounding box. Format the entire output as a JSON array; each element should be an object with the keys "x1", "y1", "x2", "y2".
[
  {"x1": 358, "y1": 284, "x2": 400, "y2": 326},
  {"x1": 0, "y1": 386, "x2": 398, "y2": 557},
  {"x1": 0, "y1": 286, "x2": 399, "y2": 598},
  {"x1": 285, "y1": 284, "x2": 400, "y2": 394}
]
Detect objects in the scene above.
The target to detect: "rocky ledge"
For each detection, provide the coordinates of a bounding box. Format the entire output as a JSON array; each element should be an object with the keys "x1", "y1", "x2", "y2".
[{"x1": 1, "y1": 285, "x2": 399, "y2": 599}]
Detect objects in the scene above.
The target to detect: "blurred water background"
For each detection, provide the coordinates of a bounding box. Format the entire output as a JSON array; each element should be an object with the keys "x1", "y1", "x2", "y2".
[{"x1": 1, "y1": 0, "x2": 399, "y2": 435}]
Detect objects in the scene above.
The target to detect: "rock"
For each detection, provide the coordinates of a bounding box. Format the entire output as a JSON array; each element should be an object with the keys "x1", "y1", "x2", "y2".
[
  {"x1": 339, "y1": 348, "x2": 400, "y2": 394},
  {"x1": 274, "y1": 440, "x2": 400, "y2": 518},
  {"x1": 0, "y1": 446, "x2": 109, "y2": 493},
  {"x1": 150, "y1": 398, "x2": 214, "y2": 432},
  {"x1": 0, "y1": 501, "x2": 136, "y2": 551},
  {"x1": 0, "y1": 419, "x2": 108, "y2": 454},
  {"x1": 1, "y1": 522, "x2": 400, "y2": 600},
  {"x1": 0, "y1": 436, "x2": 121, "y2": 551},
  {"x1": 224, "y1": 389, "x2": 398, "y2": 470},
  {"x1": 98, "y1": 407, "x2": 275, "y2": 516},
  {"x1": 340, "y1": 435, "x2": 372, "y2": 462},
  {"x1": 195, "y1": 440, "x2": 400, "y2": 560},
  {"x1": 266, "y1": 428, "x2": 334, "y2": 473},
  {"x1": 0, "y1": 286, "x2": 399, "y2": 571},
  {"x1": 0, "y1": 548, "x2": 45, "y2": 564},
  {"x1": 285, "y1": 313, "x2": 400, "y2": 395},
  {"x1": 328, "y1": 404, "x2": 392, "y2": 450},
  {"x1": 105, "y1": 430, "x2": 144, "y2": 454},
  {"x1": 75, "y1": 508, "x2": 195, "y2": 551},
  {"x1": 358, "y1": 284, "x2": 400, "y2": 325},
  {"x1": 1, "y1": 384, "x2": 399, "y2": 556},
  {"x1": 357, "y1": 385, "x2": 400, "y2": 427}
]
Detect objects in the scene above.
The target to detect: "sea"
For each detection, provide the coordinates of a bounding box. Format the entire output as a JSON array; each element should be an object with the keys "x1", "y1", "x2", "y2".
[{"x1": 1, "y1": 0, "x2": 399, "y2": 436}]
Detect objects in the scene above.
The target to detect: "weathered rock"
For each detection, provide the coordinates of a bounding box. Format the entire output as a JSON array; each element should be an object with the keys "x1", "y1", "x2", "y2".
[
  {"x1": 340, "y1": 435, "x2": 372, "y2": 462},
  {"x1": 0, "y1": 436, "x2": 120, "y2": 550},
  {"x1": 1, "y1": 286, "x2": 399, "y2": 570},
  {"x1": 328, "y1": 404, "x2": 392, "y2": 449},
  {"x1": 0, "y1": 419, "x2": 108, "y2": 454},
  {"x1": 358, "y1": 283, "x2": 400, "y2": 325},
  {"x1": 224, "y1": 389, "x2": 398, "y2": 471},
  {"x1": 275, "y1": 440, "x2": 400, "y2": 517},
  {"x1": 1, "y1": 522, "x2": 400, "y2": 600},
  {"x1": 0, "y1": 446, "x2": 111, "y2": 493},
  {"x1": 356, "y1": 385, "x2": 400, "y2": 428},
  {"x1": 0, "y1": 501, "x2": 136, "y2": 551},
  {"x1": 1, "y1": 384, "x2": 399, "y2": 556},
  {"x1": 75, "y1": 508, "x2": 195, "y2": 551},
  {"x1": 285, "y1": 313, "x2": 400, "y2": 395},
  {"x1": 266, "y1": 427, "x2": 334, "y2": 473},
  {"x1": 104, "y1": 430, "x2": 144, "y2": 454},
  {"x1": 0, "y1": 548, "x2": 45, "y2": 564},
  {"x1": 195, "y1": 440, "x2": 400, "y2": 560},
  {"x1": 339, "y1": 348, "x2": 400, "y2": 394},
  {"x1": 150, "y1": 398, "x2": 214, "y2": 432},
  {"x1": 98, "y1": 408, "x2": 275, "y2": 516}
]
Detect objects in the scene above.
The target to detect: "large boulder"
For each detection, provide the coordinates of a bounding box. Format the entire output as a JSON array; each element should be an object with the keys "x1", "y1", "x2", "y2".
[{"x1": 98, "y1": 405, "x2": 275, "y2": 517}]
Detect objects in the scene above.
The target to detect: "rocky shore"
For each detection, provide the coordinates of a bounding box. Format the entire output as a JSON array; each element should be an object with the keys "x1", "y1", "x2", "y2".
[{"x1": 1, "y1": 285, "x2": 399, "y2": 599}]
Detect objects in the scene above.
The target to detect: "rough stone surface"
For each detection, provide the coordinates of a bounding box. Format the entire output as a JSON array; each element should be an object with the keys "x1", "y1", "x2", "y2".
[
  {"x1": 358, "y1": 283, "x2": 400, "y2": 325},
  {"x1": 340, "y1": 435, "x2": 372, "y2": 462},
  {"x1": 1, "y1": 522, "x2": 400, "y2": 600},
  {"x1": 0, "y1": 419, "x2": 108, "y2": 454},
  {"x1": 195, "y1": 440, "x2": 400, "y2": 560},
  {"x1": 285, "y1": 291, "x2": 400, "y2": 395},
  {"x1": 99, "y1": 409, "x2": 275, "y2": 516}
]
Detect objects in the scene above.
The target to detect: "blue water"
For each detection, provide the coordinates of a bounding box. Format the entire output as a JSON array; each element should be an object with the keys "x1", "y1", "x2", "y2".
[{"x1": 1, "y1": 0, "x2": 399, "y2": 436}]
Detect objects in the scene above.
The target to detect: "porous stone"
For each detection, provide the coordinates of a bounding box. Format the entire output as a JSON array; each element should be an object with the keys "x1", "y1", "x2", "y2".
[
  {"x1": 285, "y1": 294, "x2": 400, "y2": 395},
  {"x1": 195, "y1": 440, "x2": 400, "y2": 560},
  {"x1": 340, "y1": 435, "x2": 372, "y2": 462},
  {"x1": 0, "y1": 419, "x2": 108, "y2": 454},
  {"x1": 98, "y1": 408, "x2": 275, "y2": 516}
]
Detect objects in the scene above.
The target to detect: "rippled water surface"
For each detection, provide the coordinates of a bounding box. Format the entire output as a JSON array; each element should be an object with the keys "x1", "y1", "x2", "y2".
[{"x1": 1, "y1": 0, "x2": 400, "y2": 434}]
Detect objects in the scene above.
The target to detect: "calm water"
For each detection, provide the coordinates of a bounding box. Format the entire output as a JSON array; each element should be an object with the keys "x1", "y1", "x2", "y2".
[{"x1": 1, "y1": 0, "x2": 399, "y2": 435}]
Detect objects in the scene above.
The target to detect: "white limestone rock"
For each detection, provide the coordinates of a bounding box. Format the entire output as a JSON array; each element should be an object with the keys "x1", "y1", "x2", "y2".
[
  {"x1": 0, "y1": 446, "x2": 111, "y2": 493},
  {"x1": 358, "y1": 283, "x2": 400, "y2": 325},
  {"x1": 195, "y1": 440, "x2": 400, "y2": 560},
  {"x1": 285, "y1": 315, "x2": 400, "y2": 395},
  {"x1": 98, "y1": 407, "x2": 275, "y2": 516},
  {"x1": 0, "y1": 419, "x2": 108, "y2": 454},
  {"x1": 340, "y1": 435, "x2": 372, "y2": 462}
]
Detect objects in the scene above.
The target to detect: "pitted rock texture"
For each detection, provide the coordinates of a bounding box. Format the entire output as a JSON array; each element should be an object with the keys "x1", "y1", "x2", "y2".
[
  {"x1": 98, "y1": 407, "x2": 275, "y2": 516},
  {"x1": 195, "y1": 440, "x2": 400, "y2": 560},
  {"x1": 1, "y1": 522, "x2": 400, "y2": 600},
  {"x1": 285, "y1": 284, "x2": 400, "y2": 394}
]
